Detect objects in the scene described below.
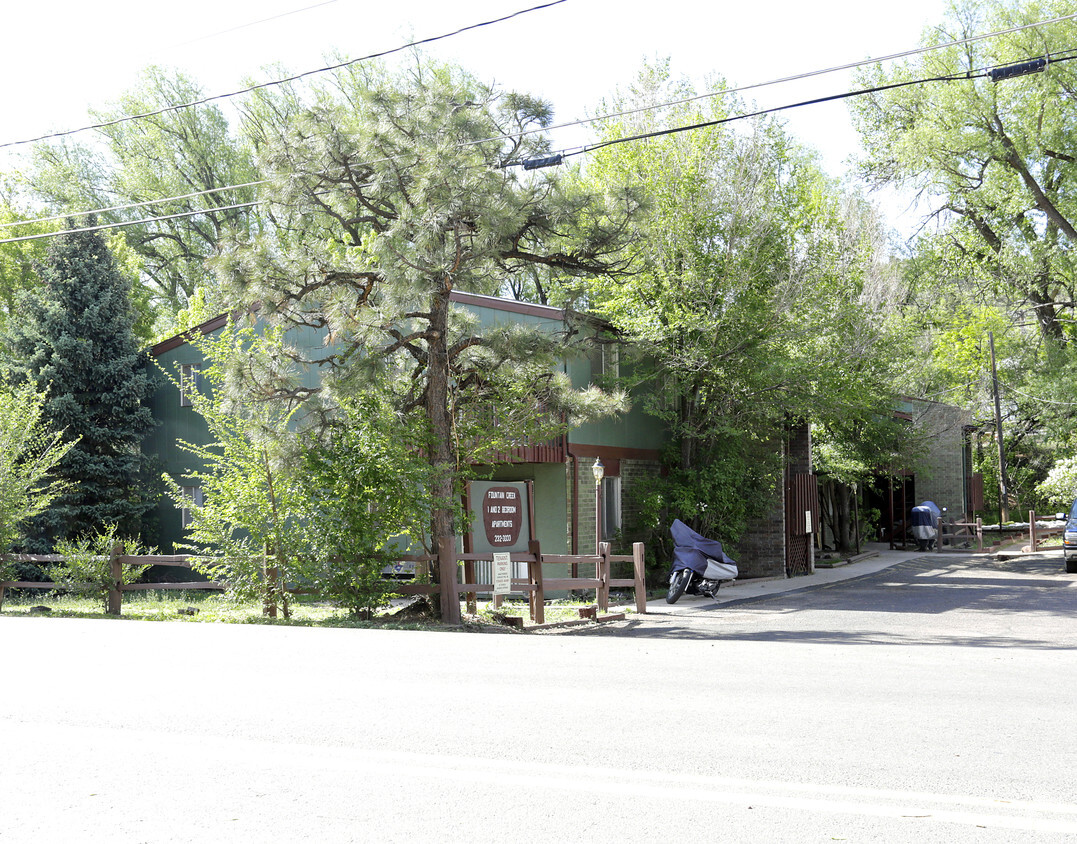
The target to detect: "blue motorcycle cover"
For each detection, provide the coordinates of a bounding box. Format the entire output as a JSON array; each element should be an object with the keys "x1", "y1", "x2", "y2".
[
  {"x1": 910, "y1": 501, "x2": 941, "y2": 541},
  {"x1": 670, "y1": 519, "x2": 738, "y2": 580}
]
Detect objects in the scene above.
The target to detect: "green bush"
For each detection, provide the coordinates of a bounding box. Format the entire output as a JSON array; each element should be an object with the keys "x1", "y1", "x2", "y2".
[{"x1": 48, "y1": 524, "x2": 151, "y2": 611}]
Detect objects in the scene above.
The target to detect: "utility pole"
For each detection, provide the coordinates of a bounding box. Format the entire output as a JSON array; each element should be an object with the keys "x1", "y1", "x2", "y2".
[{"x1": 988, "y1": 332, "x2": 1011, "y2": 523}]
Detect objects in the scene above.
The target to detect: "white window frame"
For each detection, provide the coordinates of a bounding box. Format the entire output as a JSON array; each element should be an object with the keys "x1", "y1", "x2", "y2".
[
  {"x1": 180, "y1": 485, "x2": 204, "y2": 528},
  {"x1": 180, "y1": 364, "x2": 201, "y2": 407},
  {"x1": 601, "y1": 475, "x2": 622, "y2": 541}
]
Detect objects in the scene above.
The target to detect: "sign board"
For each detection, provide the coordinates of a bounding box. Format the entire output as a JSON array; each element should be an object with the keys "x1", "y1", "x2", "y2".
[
  {"x1": 804, "y1": 510, "x2": 813, "y2": 533},
  {"x1": 492, "y1": 552, "x2": 512, "y2": 595},
  {"x1": 468, "y1": 481, "x2": 532, "y2": 554}
]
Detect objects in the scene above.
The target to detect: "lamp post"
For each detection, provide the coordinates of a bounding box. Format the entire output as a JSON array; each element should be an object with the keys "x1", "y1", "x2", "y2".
[{"x1": 592, "y1": 457, "x2": 605, "y2": 554}]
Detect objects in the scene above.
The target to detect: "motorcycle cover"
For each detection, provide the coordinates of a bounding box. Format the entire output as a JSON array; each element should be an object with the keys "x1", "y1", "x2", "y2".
[
  {"x1": 670, "y1": 519, "x2": 738, "y2": 580},
  {"x1": 910, "y1": 501, "x2": 941, "y2": 540}
]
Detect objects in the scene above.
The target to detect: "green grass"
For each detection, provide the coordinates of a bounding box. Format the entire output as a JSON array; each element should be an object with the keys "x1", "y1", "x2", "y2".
[
  {"x1": 1, "y1": 589, "x2": 422, "y2": 628},
  {"x1": 0, "y1": 589, "x2": 637, "y2": 630}
]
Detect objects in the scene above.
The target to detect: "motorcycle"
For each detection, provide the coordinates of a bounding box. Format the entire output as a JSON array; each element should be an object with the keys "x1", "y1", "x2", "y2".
[
  {"x1": 666, "y1": 518, "x2": 739, "y2": 604},
  {"x1": 910, "y1": 500, "x2": 942, "y2": 551}
]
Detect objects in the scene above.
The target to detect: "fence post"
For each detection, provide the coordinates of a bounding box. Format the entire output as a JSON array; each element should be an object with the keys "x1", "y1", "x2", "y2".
[
  {"x1": 1029, "y1": 510, "x2": 1037, "y2": 551},
  {"x1": 0, "y1": 583, "x2": 6, "y2": 613},
  {"x1": 598, "y1": 542, "x2": 610, "y2": 614},
  {"x1": 107, "y1": 541, "x2": 123, "y2": 616},
  {"x1": 976, "y1": 517, "x2": 983, "y2": 552},
  {"x1": 464, "y1": 558, "x2": 477, "y2": 616},
  {"x1": 632, "y1": 542, "x2": 646, "y2": 614},
  {"x1": 438, "y1": 536, "x2": 461, "y2": 624},
  {"x1": 527, "y1": 539, "x2": 544, "y2": 625}
]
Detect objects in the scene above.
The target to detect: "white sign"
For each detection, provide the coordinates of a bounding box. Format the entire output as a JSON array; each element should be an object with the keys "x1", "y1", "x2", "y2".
[
  {"x1": 805, "y1": 510, "x2": 813, "y2": 533},
  {"x1": 492, "y1": 552, "x2": 512, "y2": 595}
]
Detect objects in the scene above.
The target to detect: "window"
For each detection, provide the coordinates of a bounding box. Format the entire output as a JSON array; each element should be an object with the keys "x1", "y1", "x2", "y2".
[
  {"x1": 180, "y1": 485, "x2": 204, "y2": 528},
  {"x1": 590, "y1": 339, "x2": 620, "y2": 383},
  {"x1": 180, "y1": 364, "x2": 201, "y2": 407},
  {"x1": 601, "y1": 476, "x2": 622, "y2": 541}
]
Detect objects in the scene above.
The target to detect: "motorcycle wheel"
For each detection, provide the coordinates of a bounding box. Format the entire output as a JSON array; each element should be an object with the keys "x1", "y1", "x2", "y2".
[{"x1": 666, "y1": 568, "x2": 693, "y2": 604}]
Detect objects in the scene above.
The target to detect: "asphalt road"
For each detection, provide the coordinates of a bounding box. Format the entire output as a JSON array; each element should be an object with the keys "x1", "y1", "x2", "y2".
[{"x1": 2, "y1": 552, "x2": 1076, "y2": 842}]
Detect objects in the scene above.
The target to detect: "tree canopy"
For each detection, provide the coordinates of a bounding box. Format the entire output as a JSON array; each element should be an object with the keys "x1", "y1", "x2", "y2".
[
  {"x1": 579, "y1": 63, "x2": 911, "y2": 541},
  {"x1": 213, "y1": 61, "x2": 637, "y2": 569}
]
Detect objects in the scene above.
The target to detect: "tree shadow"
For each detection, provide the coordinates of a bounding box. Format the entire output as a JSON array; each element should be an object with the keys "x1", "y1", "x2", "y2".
[{"x1": 575, "y1": 555, "x2": 1077, "y2": 648}]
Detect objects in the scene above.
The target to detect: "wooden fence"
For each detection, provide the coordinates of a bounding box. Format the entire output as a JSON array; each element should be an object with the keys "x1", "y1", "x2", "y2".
[
  {"x1": 931, "y1": 510, "x2": 1064, "y2": 554},
  {"x1": 0, "y1": 541, "x2": 648, "y2": 625},
  {"x1": 0, "y1": 554, "x2": 224, "y2": 614}
]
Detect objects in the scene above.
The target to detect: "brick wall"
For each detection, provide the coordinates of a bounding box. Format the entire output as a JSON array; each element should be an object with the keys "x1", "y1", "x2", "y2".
[
  {"x1": 910, "y1": 401, "x2": 972, "y2": 517},
  {"x1": 735, "y1": 422, "x2": 813, "y2": 579}
]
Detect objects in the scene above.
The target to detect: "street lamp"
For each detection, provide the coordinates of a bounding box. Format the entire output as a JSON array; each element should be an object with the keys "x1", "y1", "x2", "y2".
[{"x1": 592, "y1": 458, "x2": 605, "y2": 554}]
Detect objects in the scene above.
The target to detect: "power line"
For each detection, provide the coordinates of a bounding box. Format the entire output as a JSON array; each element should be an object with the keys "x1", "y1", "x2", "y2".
[
  {"x1": 5, "y1": 17, "x2": 1076, "y2": 241},
  {"x1": 0, "y1": 0, "x2": 568, "y2": 151},
  {"x1": 0, "y1": 55, "x2": 1038, "y2": 247},
  {"x1": 167, "y1": 0, "x2": 339, "y2": 50},
  {"x1": 0, "y1": 181, "x2": 269, "y2": 231},
  {"x1": 4, "y1": 13, "x2": 1073, "y2": 233},
  {"x1": 0, "y1": 200, "x2": 261, "y2": 245},
  {"x1": 504, "y1": 11, "x2": 1077, "y2": 158},
  {"x1": 3, "y1": 48, "x2": 1073, "y2": 247},
  {"x1": 520, "y1": 52, "x2": 1077, "y2": 166}
]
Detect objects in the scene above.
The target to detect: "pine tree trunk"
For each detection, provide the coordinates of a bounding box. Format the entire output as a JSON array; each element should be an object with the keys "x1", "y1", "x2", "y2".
[{"x1": 425, "y1": 287, "x2": 456, "y2": 617}]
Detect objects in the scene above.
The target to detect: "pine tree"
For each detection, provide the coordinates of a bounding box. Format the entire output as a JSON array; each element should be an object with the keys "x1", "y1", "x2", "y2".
[{"x1": 4, "y1": 224, "x2": 157, "y2": 551}]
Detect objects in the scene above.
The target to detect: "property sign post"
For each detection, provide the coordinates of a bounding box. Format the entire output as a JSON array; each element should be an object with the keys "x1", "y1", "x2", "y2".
[{"x1": 492, "y1": 552, "x2": 512, "y2": 596}]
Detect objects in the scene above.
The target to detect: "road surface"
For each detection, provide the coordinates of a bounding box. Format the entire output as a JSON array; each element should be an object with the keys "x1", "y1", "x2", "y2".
[{"x1": 2, "y1": 552, "x2": 1075, "y2": 842}]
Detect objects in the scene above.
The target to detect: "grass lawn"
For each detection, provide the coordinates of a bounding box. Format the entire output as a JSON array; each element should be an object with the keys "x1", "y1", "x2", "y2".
[{"x1": 0, "y1": 588, "x2": 637, "y2": 631}]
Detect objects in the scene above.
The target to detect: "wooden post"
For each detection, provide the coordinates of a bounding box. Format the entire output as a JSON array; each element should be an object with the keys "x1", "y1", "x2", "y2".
[
  {"x1": 462, "y1": 485, "x2": 477, "y2": 615},
  {"x1": 598, "y1": 542, "x2": 610, "y2": 614},
  {"x1": 976, "y1": 517, "x2": 983, "y2": 552},
  {"x1": 632, "y1": 542, "x2": 646, "y2": 614},
  {"x1": 106, "y1": 541, "x2": 123, "y2": 616},
  {"x1": 0, "y1": 583, "x2": 6, "y2": 613},
  {"x1": 935, "y1": 516, "x2": 943, "y2": 552},
  {"x1": 528, "y1": 539, "x2": 544, "y2": 625},
  {"x1": 438, "y1": 536, "x2": 461, "y2": 624}
]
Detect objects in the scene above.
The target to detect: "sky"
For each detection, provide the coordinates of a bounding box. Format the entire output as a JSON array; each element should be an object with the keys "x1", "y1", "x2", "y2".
[{"x1": 2, "y1": 0, "x2": 955, "y2": 231}]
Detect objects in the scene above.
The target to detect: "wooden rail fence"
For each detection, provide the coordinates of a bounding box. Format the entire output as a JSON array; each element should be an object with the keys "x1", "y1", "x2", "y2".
[
  {"x1": 0, "y1": 540, "x2": 648, "y2": 625},
  {"x1": 930, "y1": 510, "x2": 1064, "y2": 554}
]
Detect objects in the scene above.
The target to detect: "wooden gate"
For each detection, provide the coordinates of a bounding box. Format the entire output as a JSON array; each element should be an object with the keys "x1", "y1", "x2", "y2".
[{"x1": 785, "y1": 472, "x2": 818, "y2": 577}]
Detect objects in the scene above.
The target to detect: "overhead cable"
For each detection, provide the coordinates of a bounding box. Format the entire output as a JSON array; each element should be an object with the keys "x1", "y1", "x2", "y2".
[
  {"x1": 0, "y1": 200, "x2": 261, "y2": 245},
  {"x1": 0, "y1": 181, "x2": 269, "y2": 231},
  {"x1": 4, "y1": 33, "x2": 1076, "y2": 240},
  {"x1": 505, "y1": 11, "x2": 1077, "y2": 155},
  {"x1": 4, "y1": 49, "x2": 1074, "y2": 246},
  {"x1": 0, "y1": 0, "x2": 568, "y2": 151},
  {"x1": 4, "y1": 13, "x2": 1074, "y2": 230},
  {"x1": 513, "y1": 51, "x2": 1077, "y2": 167}
]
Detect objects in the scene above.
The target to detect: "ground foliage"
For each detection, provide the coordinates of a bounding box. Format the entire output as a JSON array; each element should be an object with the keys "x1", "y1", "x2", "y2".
[
  {"x1": 0, "y1": 382, "x2": 76, "y2": 580},
  {"x1": 48, "y1": 523, "x2": 152, "y2": 612},
  {"x1": 168, "y1": 325, "x2": 432, "y2": 616}
]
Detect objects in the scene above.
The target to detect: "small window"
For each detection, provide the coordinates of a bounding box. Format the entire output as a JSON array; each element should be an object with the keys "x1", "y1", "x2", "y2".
[
  {"x1": 180, "y1": 364, "x2": 201, "y2": 407},
  {"x1": 590, "y1": 340, "x2": 620, "y2": 383},
  {"x1": 601, "y1": 476, "x2": 622, "y2": 541},
  {"x1": 180, "y1": 485, "x2": 204, "y2": 528}
]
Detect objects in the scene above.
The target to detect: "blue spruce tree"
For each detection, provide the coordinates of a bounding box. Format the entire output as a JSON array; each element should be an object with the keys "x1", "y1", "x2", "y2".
[{"x1": 5, "y1": 224, "x2": 158, "y2": 551}]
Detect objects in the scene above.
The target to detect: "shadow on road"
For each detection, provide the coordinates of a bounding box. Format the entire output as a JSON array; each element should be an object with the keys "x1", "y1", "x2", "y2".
[{"x1": 572, "y1": 554, "x2": 1077, "y2": 648}]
